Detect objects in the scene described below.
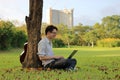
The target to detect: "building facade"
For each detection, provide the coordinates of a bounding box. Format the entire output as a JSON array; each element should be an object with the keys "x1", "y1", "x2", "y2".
[{"x1": 47, "y1": 8, "x2": 74, "y2": 28}]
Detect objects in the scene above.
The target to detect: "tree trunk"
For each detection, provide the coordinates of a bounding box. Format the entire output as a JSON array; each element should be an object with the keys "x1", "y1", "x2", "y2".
[
  {"x1": 91, "y1": 41, "x2": 94, "y2": 48},
  {"x1": 22, "y1": 0, "x2": 43, "y2": 68},
  {"x1": 67, "y1": 42, "x2": 70, "y2": 48}
]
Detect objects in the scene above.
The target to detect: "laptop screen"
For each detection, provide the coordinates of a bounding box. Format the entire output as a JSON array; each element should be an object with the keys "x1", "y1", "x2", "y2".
[{"x1": 68, "y1": 50, "x2": 78, "y2": 59}]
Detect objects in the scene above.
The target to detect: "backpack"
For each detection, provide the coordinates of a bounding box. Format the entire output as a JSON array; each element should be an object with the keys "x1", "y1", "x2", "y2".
[{"x1": 20, "y1": 42, "x2": 43, "y2": 67}]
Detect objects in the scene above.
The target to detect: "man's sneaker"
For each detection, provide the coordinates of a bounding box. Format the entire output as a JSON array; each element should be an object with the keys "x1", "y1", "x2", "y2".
[{"x1": 66, "y1": 67, "x2": 77, "y2": 71}]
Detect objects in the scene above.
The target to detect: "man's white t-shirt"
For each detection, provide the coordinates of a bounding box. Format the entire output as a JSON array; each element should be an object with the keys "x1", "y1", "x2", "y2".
[{"x1": 37, "y1": 37, "x2": 54, "y2": 66}]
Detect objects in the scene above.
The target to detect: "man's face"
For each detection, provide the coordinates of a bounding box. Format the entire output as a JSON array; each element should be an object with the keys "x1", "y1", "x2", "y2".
[{"x1": 48, "y1": 29, "x2": 57, "y2": 39}]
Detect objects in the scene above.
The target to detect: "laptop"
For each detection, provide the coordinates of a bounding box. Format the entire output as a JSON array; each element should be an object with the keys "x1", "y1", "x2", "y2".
[
  {"x1": 54, "y1": 50, "x2": 78, "y2": 60},
  {"x1": 67, "y1": 50, "x2": 78, "y2": 59}
]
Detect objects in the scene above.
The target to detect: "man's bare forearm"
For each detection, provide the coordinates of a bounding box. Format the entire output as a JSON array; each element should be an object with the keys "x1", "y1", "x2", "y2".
[
  {"x1": 39, "y1": 56, "x2": 54, "y2": 60},
  {"x1": 39, "y1": 56, "x2": 64, "y2": 60}
]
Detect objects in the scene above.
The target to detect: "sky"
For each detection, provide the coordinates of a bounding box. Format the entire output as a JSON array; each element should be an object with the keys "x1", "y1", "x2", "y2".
[{"x1": 0, "y1": 0, "x2": 120, "y2": 26}]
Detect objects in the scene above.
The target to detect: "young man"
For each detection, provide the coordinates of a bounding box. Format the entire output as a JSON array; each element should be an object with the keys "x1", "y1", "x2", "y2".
[{"x1": 37, "y1": 25, "x2": 77, "y2": 70}]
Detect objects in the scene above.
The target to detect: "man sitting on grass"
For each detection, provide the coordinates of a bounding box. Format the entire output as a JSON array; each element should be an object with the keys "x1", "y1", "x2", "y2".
[{"x1": 37, "y1": 25, "x2": 77, "y2": 70}]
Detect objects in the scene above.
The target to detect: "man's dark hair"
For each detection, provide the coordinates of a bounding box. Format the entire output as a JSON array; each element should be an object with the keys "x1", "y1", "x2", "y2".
[{"x1": 45, "y1": 25, "x2": 58, "y2": 35}]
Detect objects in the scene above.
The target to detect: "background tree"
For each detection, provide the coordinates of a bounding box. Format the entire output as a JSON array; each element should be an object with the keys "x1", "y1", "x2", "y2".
[
  {"x1": 22, "y1": 0, "x2": 43, "y2": 68},
  {"x1": 84, "y1": 30, "x2": 98, "y2": 47},
  {"x1": 101, "y1": 15, "x2": 120, "y2": 38},
  {"x1": 0, "y1": 21, "x2": 15, "y2": 50},
  {"x1": 11, "y1": 30, "x2": 27, "y2": 48},
  {"x1": 52, "y1": 38, "x2": 65, "y2": 48},
  {"x1": 17, "y1": 24, "x2": 27, "y2": 35},
  {"x1": 56, "y1": 24, "x2": 72, "y2": 48},
  {"x1": 73, "y1": 25, "x2": 92, "y2": 46},
  {"x1": 93, "y1": 23, "x2": 106, "y2": 39}
]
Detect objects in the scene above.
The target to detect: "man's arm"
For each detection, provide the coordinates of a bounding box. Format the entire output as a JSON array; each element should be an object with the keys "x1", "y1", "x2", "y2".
[
  {"x1": 37, "y1": 41, "x2": 64, "y2": 61},
  {"x1": 39, "y1": 55, "x2": 64, "y2": 61}
]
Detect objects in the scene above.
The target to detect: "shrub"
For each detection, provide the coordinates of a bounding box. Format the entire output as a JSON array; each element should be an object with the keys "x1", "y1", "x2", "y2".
[
  {"x1": 11, "y1": 30, "x2": 27, "y2": 48},
  {"x1": 0, "y1": 20, "x2": 27, "y2": 50},
  {"x1": 0, "y1": 21, "x2": 14, "y2": 50},
  {"x1": 97, "y1": 38, "x2": 120, "y2": 47},
  {"x1": 52, "y1": 38, "x2": 65, "y2": 48}
]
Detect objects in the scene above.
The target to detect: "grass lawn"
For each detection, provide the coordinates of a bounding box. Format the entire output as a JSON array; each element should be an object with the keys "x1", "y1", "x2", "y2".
[{"x1": 0, "y1": 47, "x2": 120, "y2": 80}]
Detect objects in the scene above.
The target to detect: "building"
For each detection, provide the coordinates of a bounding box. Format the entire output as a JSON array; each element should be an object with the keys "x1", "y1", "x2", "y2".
[{"x1": 47, "y1": 8, "x2": 74, "y2": 28}]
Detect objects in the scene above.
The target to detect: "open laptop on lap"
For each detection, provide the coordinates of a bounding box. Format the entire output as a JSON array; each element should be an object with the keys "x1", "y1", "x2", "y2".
[{"x1": 54, "y1": 50, "x2": 78, "y2": 61}]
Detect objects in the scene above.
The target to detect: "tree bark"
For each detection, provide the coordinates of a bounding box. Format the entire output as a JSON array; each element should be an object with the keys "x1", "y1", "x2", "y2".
[{"x1": 22, "y1": 0, "x2": 43, "y2": 68}]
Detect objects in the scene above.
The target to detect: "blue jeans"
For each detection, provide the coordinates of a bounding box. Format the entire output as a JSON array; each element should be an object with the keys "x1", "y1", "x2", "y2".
[{"x1": 45, "y1": 59, "x2": 77, "y2": 70}]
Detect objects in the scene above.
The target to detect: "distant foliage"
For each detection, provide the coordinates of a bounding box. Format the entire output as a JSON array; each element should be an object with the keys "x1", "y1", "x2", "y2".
[
  {"x1": 1, "y1": 15, "x2": 120, "y2": 49},
  {"x1": 11, "y1": 30, "x2": 27, "y2": 48},
  {"x1": 52, "y1": 38, "x2": 65, "y2": 48},
  {"x1": 0, "y1": 20, "x2": 27, "y2": 50},
  {"x1": 46, "y1": 15, "x2": 120, "y2": 47},
  {"x1": 97, "y1": 38, "x2": 120, "y2": 47},
  {"x1": 0, "y1": 21, "x2": 15, "y2": 50}
]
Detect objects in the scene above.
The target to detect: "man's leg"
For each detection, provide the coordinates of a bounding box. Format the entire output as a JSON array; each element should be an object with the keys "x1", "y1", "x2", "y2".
[
  {"x1": 45, "y1": 59, "x2": 77, "y2": 70},
  {"x1": 67, "y1": 59, "x2": 77, "y2": 70}
]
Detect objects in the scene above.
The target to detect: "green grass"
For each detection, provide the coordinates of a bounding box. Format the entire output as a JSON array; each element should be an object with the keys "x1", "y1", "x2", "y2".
[{"x1": 0, "y1": 47, "x2": 120, "y2": 80}]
